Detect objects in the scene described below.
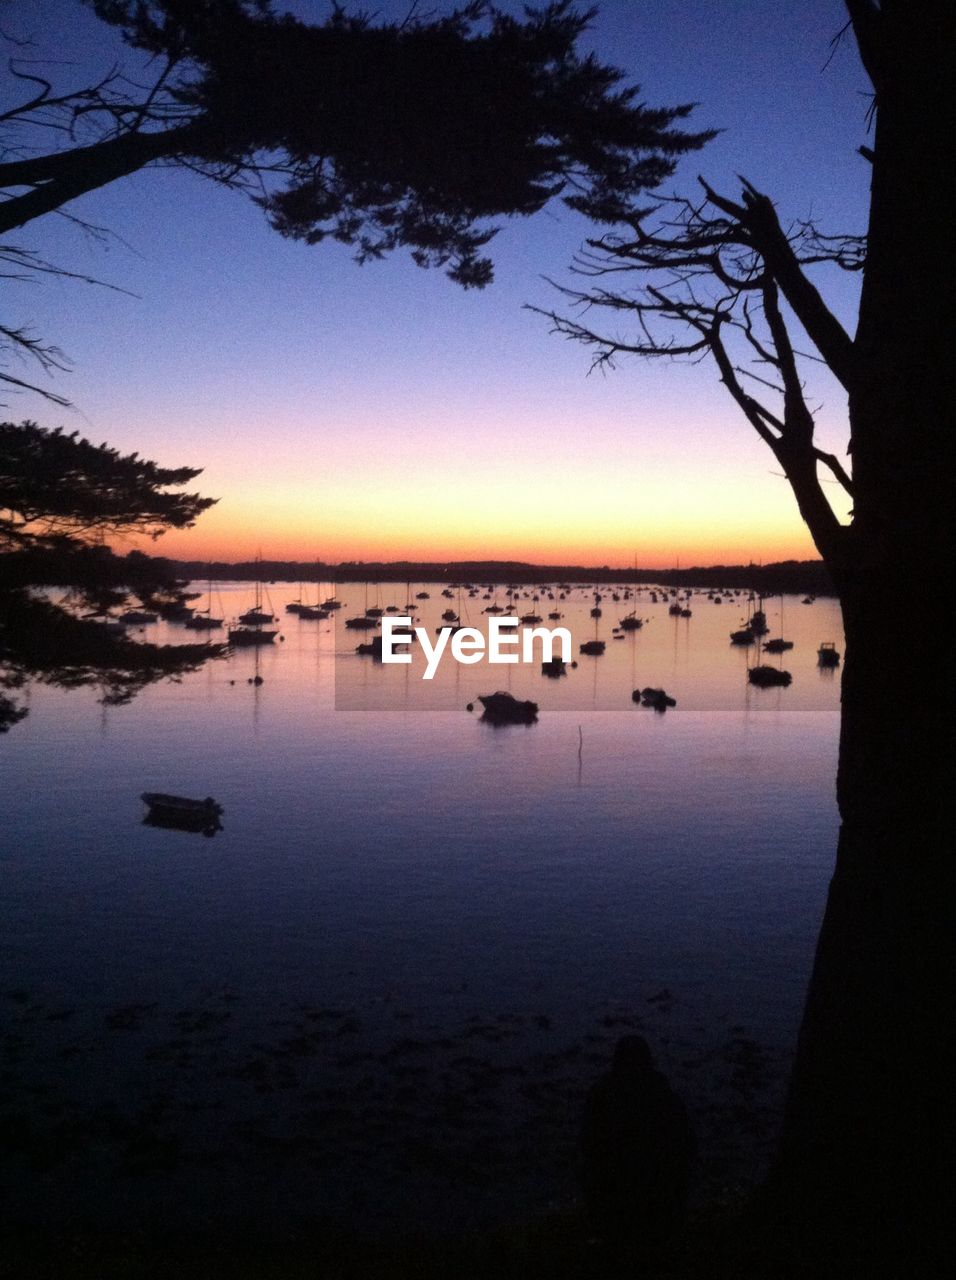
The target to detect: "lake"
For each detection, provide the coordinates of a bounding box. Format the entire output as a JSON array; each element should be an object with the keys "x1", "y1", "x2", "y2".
[{"x1": 0, "y1": 581, "x2": 843, "y2": 1238}]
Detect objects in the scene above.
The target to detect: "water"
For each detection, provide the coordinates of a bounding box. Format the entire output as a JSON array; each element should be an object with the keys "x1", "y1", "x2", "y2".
[{"x1": 0, "y1": 582, "x2": 843, "y2": 1236}]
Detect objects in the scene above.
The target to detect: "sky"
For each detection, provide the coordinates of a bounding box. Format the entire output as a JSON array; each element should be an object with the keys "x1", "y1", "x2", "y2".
[{"x1": 3, "y1": 1, "x2": 870, "y2": 568}]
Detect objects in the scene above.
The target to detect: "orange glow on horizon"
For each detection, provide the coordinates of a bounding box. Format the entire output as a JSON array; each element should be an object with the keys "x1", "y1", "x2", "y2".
[
  {"x1": 124, "y1": 405, "x2": 846, "y2": 571},
  {"x1": 140, "y1": 505, "x2": 823, "y2": 571}
]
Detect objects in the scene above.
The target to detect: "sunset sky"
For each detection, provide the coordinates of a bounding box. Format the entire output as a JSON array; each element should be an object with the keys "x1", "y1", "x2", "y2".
[{"x1": 7, "y1": 1, "x2": 867, "y2": 567}]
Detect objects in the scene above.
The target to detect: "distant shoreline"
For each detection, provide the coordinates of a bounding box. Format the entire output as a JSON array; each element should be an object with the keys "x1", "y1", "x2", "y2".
[{"x1": 170, "y1": 557, "x2": 836, "y2": 597}]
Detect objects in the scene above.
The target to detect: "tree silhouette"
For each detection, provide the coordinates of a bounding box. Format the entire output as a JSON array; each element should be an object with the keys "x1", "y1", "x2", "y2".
[
  {"x1": 0, "y1": 0, "x2": 713, "y2": 400},
  {"x1": 0, "y1": 421, "x2": 215, "y2": 548},
  {"x1": 537, "y1": 2, "x2": 949, "y2": 1268}
]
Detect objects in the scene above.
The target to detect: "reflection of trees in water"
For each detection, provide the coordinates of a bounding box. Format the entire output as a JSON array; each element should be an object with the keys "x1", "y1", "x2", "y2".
[
  {"x1": 1, "y1": 421, "x2": 222, "y2": 731},
  {"x1": 0, "y1": 590, "x2": 223, "y2": 731}
]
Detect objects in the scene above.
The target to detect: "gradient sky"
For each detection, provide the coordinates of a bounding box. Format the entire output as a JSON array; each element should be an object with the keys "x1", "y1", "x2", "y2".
[{"x1": 4, "y1": 1, "x2": 869, "y2": 567}]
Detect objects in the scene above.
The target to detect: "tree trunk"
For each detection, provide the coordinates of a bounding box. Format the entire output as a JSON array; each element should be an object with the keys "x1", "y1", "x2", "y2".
[
  {"x1": 766, "y1": 584, "x2": 948, "y2": 1273},
  {"x1": 765, "y1": 4, "x2": 951, "y2": 1270}
]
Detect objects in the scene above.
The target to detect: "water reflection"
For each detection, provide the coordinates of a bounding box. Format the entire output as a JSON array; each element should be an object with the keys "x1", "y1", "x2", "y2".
[{"x1": 0, "y1": 580, "x2": 843, "y2": 1233}]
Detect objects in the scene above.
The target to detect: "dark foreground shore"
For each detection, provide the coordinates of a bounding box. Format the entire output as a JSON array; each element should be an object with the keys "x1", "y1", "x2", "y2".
[{"x1": 1, "y1": 982, "x2": 792, "y2": 1277}]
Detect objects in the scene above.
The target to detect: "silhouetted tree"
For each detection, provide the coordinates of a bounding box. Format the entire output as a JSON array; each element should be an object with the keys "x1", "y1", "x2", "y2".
[
  {"x1": 0, "y1": 421, "x2": 215, "y2": 549},
  {"x1": 537, "y1": 2, "x2": 949, "y2": 1269},
  {"x1": 1, "y1": 0, "x2": 713, "y2": 400},
  {"x1": 0, "y1": 421, "x2": 221, "y2": 728}
]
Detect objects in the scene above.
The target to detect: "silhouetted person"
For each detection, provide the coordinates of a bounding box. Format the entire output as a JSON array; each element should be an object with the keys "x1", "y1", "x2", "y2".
[{"x1": 581, "y1": 1035, "x2": 695, "y2": 1262}]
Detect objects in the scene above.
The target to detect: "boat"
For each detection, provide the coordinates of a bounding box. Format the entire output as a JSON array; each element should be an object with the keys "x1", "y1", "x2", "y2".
[
  {"x1": 748, "y1": 666, "x2": 793, "y2": 687},
  {"x1": 345, "y1": 615, "x2": 378, "y2": 630},
  {"x1": 750, "y1": 611, "x2": 768, "y2": 635},
  {"x1": 184, "y1": 576, "x2": 223, "y2": 630},
  {"x1": 322, "y1": 597, "x2": 342, "y2": 610},
  {"x1": 477, "y1": 692, "x2": 538, "y2": 723},
  {"x1": 579, "y1": 639, "x2": 606, "y2": 655},
  {"x1": 237, "y1": 564, "x2": 275, "y2": 625},
  {"x1": 634, "y1": 687, "x2": 676, "y2": 711},
  {"x1": 541, "y1": 658, "x2": 566, "y2": 677},
  {"x1": 184, "y1": 612, "x2": 223, "y2": 631},
  {"x1": 520, "y1": 612, "x2": 542, "y2": 624},
  {"x1": 818, "y1": 642, "x2": 841, "y2": 667},
  {"x1": 619, "y1": 613, "x2": 643, "y2": 630},
  {"x1": 297, "y1": 606, "x2": 329, "y2": 621},
  {"x1": 730, "y1": 628, "x2": 756, "y2": 646},
  {"x1": 356, "y1": 635, "x2": 384, "y2": 658},
  {"x1": 228, "y1": 623, "x2": 277, "y2": 645},
  {"x1": 141, "y1": 792, "x2": 223, "y2": 836},
  {"x1": 763, "y1": 638, "x2": 794, "y2": 653},
  {"x1": 122, "y1": 609, "x2": 158, "y2": 624}
]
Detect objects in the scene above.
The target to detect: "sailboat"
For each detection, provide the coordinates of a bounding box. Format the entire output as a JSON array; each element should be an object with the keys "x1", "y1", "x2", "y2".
[
  {"x1": 229, "y1": 566, "x2": 277, "y2": 645},
  {"x1": 238, "y1": 566, "x2": 275, "y2": 625},
  {"x1": 184, "y1": 573, "x2": 223, "y2": 630},
  {"x1": 346, "y1": 580, "x2": 379, "y2": 630}
]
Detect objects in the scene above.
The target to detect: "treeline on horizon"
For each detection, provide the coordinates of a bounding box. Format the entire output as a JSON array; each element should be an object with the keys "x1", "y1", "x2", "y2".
[{"x1": 169, "y1": 557, "x2": 836, "y2": 596}]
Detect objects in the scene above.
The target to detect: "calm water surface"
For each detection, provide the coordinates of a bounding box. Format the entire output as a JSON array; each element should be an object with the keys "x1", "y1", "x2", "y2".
[{"x1": 0, "y1": 582, "x2": 843, "y2": 1235}]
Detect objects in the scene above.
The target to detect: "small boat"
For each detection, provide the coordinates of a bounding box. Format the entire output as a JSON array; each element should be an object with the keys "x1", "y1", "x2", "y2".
[
  {"x1": 141, "y1": 792, "x2": 223, "y2": 836},
  {"x1": 322, "y1": 598, "x2": 342, "y2": 610},
  {"x1": 541, "y1": 658, "x2": 566, "y2": 677},
  {"x1": 763, "y1": 638, "x2": 794, "y2": 653},
  {"x1": 184, "y1": 613, "x2": 223, "y2": 631},
  {"x1": 238, "y1": 563, "x2": 275, "y2": 625},
  {"x1": 477, "y1": 692, "x2": 538, "y2": 723},
  {"x1": 345, "y1": 615, "x2": 378, "y2": 630},
  {"x1": 184, "y1": 576, "x2": 224, "y2": 630},
  {"x1": 122, "y1": 609, "x2": 158, "y2": 624},
  {"x1": 547, "y1": 611, "x2": 562, "y2": 621},
  {"x1": 228, "y1": 625, "x2": 277, "y2": 646},
  {"x1": 730, "y1": 628, "x2": 756, "y2": 646},
  {"x1": 590, "y1": 607, "x2": 602, "y2": 618},
  {"x1": 356, "y1": 636, "x2": 384, "y2": 658},
  {"x1": 748, "y1": 666, "x2": 793, "y2": 687},
  {"x1": 668, "y1": 602, "x2": 683, "y2": 616},
  {"x1": 297, "y1": 606, "x2": 329, "y2": 621},
  {"x1": 634, "y1": 687, "x2": 676, "y2": 711},
  {"x1": 818, "y1": 642, "x2": 840, "y2": 667},
  {"x1": 750, "y1": 608, "x2": 769, "y2": 636},
  {"x1": 579, "y1": 639, "x2": 606, "y2": 655},
  {"x1": 619, "y1": 614, "x2": 643, "y2": 631},
  {"x1": 520, "y1": 613, "x2": 542, "y2": 624}
]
